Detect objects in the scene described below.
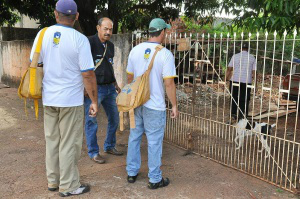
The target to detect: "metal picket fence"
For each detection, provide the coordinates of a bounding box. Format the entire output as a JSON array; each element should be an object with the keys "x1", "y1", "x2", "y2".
[{"x1": 131, "y1": 30, "x2": 300, "y2": 194}]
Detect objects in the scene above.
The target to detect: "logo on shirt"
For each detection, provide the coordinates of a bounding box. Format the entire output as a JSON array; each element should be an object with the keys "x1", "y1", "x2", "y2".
[
  {"x1": 144, "y1": 48, "x2": 151, "y2": 59},
  {"x1": 95, "y1": 59, "x2": 100, "y2": 65},
  {"x1": 53, "y1": 32, "x2": 61, "y2": 46},
  {"x1": 108, "y1": 58, "x2": 113, "y2": 65}
]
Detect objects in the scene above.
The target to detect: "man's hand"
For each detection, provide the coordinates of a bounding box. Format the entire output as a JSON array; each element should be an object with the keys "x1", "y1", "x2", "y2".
[
  {"x1": 164, "y1": 78, "x2": 178, "y2": 119},
  {"x1": 127, "y1": 74, "x2": 134, "y2": 84},
  {"x1": 115, "y1": 84, "x2": 121, "y2": 94},
  {"x1": 89, "y1": 103, "x2": 98, "y2": 117},
  {"x1": 84, "y1": 88, "x2": 88, "y2": 97},
  {"x1": 170, "y1": 106, "x2": 179, "y2": 119}
]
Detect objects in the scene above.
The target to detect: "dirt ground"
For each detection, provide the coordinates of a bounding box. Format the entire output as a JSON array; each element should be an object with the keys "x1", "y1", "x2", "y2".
[
  {"x1": 0, "y1": 85, "x2": 299, "y2": 199},
  {"x1": 179, "y1": 78, "x2": 300, "y2": 143}
]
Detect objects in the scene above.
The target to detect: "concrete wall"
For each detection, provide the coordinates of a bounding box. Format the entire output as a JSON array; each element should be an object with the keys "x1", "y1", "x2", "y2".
[
  {"x1": 0, "y1": 40, "x2": 33, "y2": 85},
  {"x1": 0, "y1": 27, "x2": 39, "y2": 41},
  {"x1": 14, "y1": 15, "x2": 40, "y2": 29},
  {"x1": 3, "y1": 13, "x2": 40, "y2": 29},
  {"x1": 0, "y1": 33, "x2": 132, "y2": 87}
]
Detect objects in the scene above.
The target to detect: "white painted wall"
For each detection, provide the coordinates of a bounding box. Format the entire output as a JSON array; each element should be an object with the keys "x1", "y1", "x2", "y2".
[{"x1": 4, "y1": 13, "x2": 39, "y2": 29}]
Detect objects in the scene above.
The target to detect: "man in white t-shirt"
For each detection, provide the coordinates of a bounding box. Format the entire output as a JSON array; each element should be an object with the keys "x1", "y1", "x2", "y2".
[
  {"x1": 226, "y1": 43, "x2": 257, "y2": 121},
  {"x1": 29, "y1": 0, "x2": 97, "y2": 197},
  {"x1": 126, "y1": 18, "x2": 179, "y2": 189}
]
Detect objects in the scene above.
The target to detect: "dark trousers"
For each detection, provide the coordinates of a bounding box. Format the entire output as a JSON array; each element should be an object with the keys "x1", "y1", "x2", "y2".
[{"x1": 229, "y1": 81, "x2": 251, "y2": 120}]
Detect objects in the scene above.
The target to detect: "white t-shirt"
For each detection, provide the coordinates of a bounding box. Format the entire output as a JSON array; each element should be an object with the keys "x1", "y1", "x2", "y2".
[
  {"x1": 30, "y1": 24, "x2": 94, "y2": 107},
  {"x1": 228, "y1": 51, "x2": 256, "y2": 84},
  {"x1": 126, "y1": 42, "x2": 176, "y2": 111}
]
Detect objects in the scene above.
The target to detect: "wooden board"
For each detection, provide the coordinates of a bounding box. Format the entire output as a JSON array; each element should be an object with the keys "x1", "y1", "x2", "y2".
[
  {"x1": 249, "y1": 109, "x2": 268, "y2": 117},
  {"x1": 269, "y1": 109, "x2": 297, "y2": 118},
  {"x1": 252, "y1": 111, "x2": 278, "y2": 120},
  {"x1": 277, "y1": 99, "x2": 297, "y2": 106},
  {"x1": 177, "y1": 38, "x2": 191, "y2": 51},
  {"x1": 249, "y1": 103, "x2": 280, "y2": 117},
  {"x1": 177, "y1": 43, "x2": 190, "y2": 51},
  {"x1": 252, "y1": 109, "x2": 297, "y2": 119}
]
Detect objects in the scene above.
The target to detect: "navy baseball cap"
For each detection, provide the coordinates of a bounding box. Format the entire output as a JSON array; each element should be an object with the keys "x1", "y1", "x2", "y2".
[{"x1": 56, "y1": 0, "x2": 77, "y2": 15}]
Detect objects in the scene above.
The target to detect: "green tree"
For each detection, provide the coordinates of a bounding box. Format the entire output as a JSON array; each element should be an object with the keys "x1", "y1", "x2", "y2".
[
  {"x1": 222, "y1": 0, "x2": 300, "y2": 36},
  {"x1": 0, "y1": 0, "x2": 219, "y2": 35},
  {"x1": 0, "y1": 0, "x2": 21, "y2": 26}
]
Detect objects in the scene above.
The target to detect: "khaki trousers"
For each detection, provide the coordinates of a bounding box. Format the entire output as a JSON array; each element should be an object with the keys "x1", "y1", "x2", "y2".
[{"x1": 44, "y1": 105, "x2": 83, "y2": 193}]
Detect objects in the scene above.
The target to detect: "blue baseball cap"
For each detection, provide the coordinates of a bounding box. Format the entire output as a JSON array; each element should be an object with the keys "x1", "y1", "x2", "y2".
[
  {"x1": 149, "y1": 18, "x2": 171, "y2": 33},
  {"x1": 56, "y1": 0, "x2": 77, "y2": 15}
]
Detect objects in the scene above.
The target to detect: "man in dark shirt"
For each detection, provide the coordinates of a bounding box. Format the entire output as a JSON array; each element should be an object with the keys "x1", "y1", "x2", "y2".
[{"x1": 84, "y1": 17, "x2": 123, "y2": 164}]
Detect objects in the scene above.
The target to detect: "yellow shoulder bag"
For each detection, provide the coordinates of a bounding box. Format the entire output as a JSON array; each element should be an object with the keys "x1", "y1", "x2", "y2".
[
  {"x1": 116, "y1": 45, "x2": 164, "y2": 131},
  {"x1": 18, "y1": 27, "x2": 48, "y2": 119}
]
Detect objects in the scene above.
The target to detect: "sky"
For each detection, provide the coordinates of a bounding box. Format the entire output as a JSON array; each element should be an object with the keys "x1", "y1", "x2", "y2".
[
  {"x1": 215, "y1": 10, "x2": 236, "y2": 19},
  {"x1": 179, "y1": 3, "x2": 236, "y2": 19}
]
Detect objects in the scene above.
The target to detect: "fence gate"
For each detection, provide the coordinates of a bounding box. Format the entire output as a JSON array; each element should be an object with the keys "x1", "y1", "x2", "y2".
[{"x1": 132, "y1": 31, "x2": 300, "y2": 194}]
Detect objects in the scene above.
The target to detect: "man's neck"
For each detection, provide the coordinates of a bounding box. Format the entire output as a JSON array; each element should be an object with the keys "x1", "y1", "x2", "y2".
[
  {"x1": 57, "y1": 22, "x2": 73, "y2": 28},
  {"x1": 148, "y1": 37, "x2": 161, "y2": 44}
]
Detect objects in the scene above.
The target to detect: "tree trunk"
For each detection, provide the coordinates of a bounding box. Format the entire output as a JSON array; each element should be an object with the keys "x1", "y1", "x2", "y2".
[
  {"x1": 76, "y1": 0, "x2": 98, "y2": 36},
  {"x1": 108, "y1": 0, "x2": 120, "y2": 34},
  {"x1": 111, "y1": 17, "x2": 119, "y2": 34}
]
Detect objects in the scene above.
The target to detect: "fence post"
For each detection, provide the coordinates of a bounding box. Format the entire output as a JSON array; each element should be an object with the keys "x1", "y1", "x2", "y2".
[{"x1": 192, "y1": 40, "x2": 199, "y2": 116}]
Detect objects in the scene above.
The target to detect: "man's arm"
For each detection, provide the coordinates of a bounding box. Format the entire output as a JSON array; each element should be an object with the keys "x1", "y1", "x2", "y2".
[
  {"x1": 252, "y1": 70, "x2": 257, "y2": 93},
  {"x1": 164, "y1": 78, "x2": 179, "y2": 118},
  {"x1": 252, "y1": 56, "x2": 257, "y2": 92},
  {"x1": 82, "y1": 70, "x2": 98, "y2": 117},
  {"x1": 127, "y1": 74, "x2": 134, "y2": 84},
  {"x1": 225, "y1": 67, "x2": 233, "y2": 81},
  {"x1": 252, "y1": 70, "x2": 256, "y2": 82}
]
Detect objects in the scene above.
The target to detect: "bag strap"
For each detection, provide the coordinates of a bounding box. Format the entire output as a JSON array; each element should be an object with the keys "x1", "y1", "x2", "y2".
[
  {"x1": 119, "y1": 110, "x2": 135, "y2": 131},
  {"x1": 30, "y1": 27, "x2": 48, "y2": 68},
  {"x1": 119, "y1": 112, "x2": 124, "y2": 131},
  {"x1": 94, "y1": 43, "x2": 108, "y2": 71},
  {"x1": 34, "y1": 99, "x2": 39, "y2": 119},
  {"x1": 129, "y1": 109, "x2": 135, "y2": 129},
  {"x1": 146, "y1": 44, "x2": 164, "y2": 73}
]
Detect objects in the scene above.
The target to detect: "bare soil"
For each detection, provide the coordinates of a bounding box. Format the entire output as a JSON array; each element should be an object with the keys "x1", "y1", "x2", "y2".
[
  {"x1": 0, "y1": 85, "x2": 299, "y2": 199},
  {"x1": 177, "y1": 77, "x2": 300, "y2": 143}
]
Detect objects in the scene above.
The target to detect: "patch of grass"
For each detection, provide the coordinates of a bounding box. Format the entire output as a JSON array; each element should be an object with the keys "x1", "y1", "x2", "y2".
[{"x1": 276, "y1": 188, "x2": 284, "y2": 193}]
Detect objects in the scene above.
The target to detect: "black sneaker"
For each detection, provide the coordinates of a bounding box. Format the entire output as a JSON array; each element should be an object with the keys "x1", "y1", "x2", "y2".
[
  {"x1": 59, "y1": 184, "x2": 90, "y2": 197},
  {"x1": 148, "y1": 178, "x2": 170, "y2": 189},
  {"x1": 127, "y1": 174, "x2": 138, "y2": 183},
  {"x1": 48, "y1": 187, "x2": 58, "y2": 192}
]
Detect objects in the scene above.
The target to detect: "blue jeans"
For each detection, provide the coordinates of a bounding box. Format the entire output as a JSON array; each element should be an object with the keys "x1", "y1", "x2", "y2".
[
  {"x1": 126, "y1": 106, "x2": 166, "y2": 183},
  {"x1": 84, "y1": 84, "x2": 119, "y2": 158}
]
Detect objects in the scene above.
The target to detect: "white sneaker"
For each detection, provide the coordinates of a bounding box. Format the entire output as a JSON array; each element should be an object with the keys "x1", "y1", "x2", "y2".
[{"x1": 59, "y1": 184, "x2": 90, "y2": 197}]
